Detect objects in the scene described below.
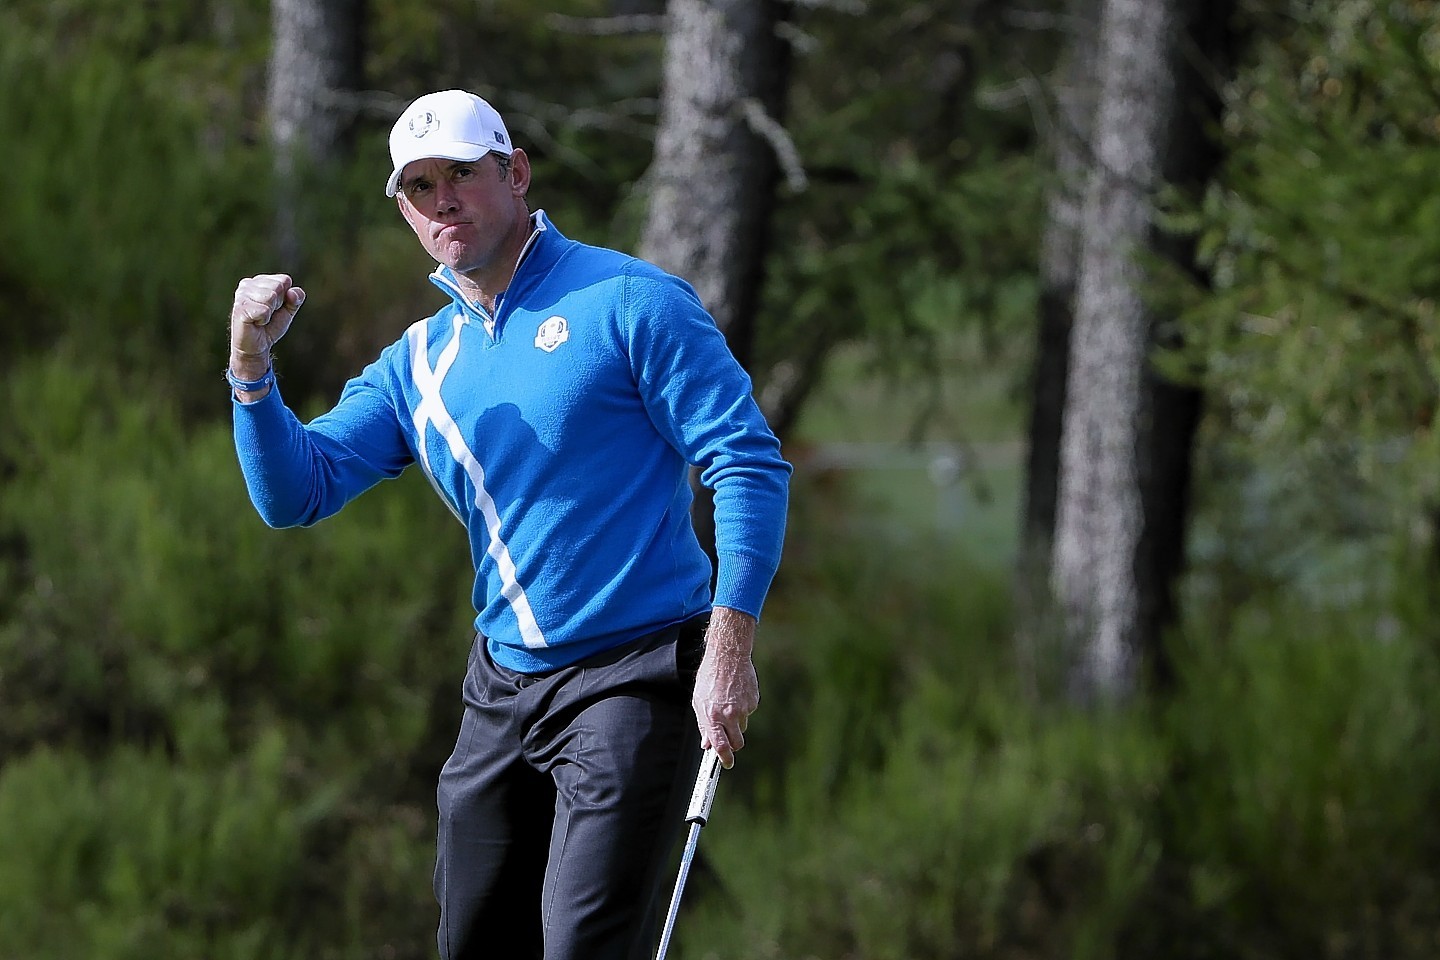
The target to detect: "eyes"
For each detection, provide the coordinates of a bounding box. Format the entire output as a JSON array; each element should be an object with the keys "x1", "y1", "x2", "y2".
[{"x1": 402, "y1": 164, "x2": 478, "y2": 200}]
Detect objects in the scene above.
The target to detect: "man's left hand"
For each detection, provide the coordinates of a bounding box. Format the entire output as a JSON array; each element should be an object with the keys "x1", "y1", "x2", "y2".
[{"x1": 692, "y1": 606, "x2": 760, "y2": 769}]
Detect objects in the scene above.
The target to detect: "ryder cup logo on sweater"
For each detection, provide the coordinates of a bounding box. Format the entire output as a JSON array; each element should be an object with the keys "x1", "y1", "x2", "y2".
[
  {"x1": 534, "y1": 316, "x2": 570, "y2": 352},
  {"x1": 409, "y1": 111, "x2": 439, "y2": 137}
]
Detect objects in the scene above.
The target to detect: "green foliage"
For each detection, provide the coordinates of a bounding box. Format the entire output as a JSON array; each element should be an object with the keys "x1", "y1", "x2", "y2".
[
  {"x1": 690, "y1": 688, "x2": 1164, "y2": 960},
  {"x1": 761, "y1": 153, "x2": 1044, "y2": 377},
  {"x1": 752, "y1": 0, "x2": 1049, "y2": 423},
  {"x1": 0, "y1": 353, "x2": 472, "y2": 956},
  {"x1": 0, "y1": 735, "x2": 319, "y2": 960},
  {"x1": 1162, "y1": 599, "x2": 1440, "y2": 957},
  {"x1": 0, "y1": 1, "x2": 272, "y2": 392},
  {"x1": 1175, "y1": 0, "x2": 1440, "y2": 558},
  {"x1": 1, "y1": 352, "x2": 472, "y2": 752},
  {"x1": 672, "y1": 482, "x2": 1440, "y2": 960}
]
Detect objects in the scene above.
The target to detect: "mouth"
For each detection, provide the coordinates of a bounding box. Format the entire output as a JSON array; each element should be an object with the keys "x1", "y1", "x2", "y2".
[{"x1": 435, "y1": 222, "x2": 470, "y2": 240}]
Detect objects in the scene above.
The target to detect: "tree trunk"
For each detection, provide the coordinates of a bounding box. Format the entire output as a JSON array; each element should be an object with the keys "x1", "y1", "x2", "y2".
[
  {"x1": 639, "y1": 0, "x2": 791, "y2": 361},
  {"x1": 1139, "y1": 0, "x2": 1235, "y2": 691},
  {"x1": 1016, "y1": 0, "x2": 1102, "y2": 690},
  {"x1": 639, "y1": 0, "x2": 792, "y2": 564},
  {"x1": 267, "y1": 0, "x2": 365, "y2": 269},
  {"x1": 1051, "y1": 0, "x2": 1219, "y2": 700}
]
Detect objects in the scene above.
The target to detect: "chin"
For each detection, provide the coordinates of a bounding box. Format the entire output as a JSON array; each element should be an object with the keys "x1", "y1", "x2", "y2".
[{"x1": 433, "y1": 242, "x2": 472, "y2": 269}]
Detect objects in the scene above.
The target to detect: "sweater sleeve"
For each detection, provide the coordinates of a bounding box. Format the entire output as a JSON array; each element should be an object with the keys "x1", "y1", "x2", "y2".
[
  {"x1": 621, "y1": 266, "x2": 791, "y2": 618},
  {"x1": 231, "y1": 364, "x2": 413, "y2": 528}
]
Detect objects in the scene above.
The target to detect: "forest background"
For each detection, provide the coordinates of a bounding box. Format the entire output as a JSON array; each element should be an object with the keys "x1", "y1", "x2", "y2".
[{"x1": 5, "y1": 0, "x2": 1440, "y2": 957}]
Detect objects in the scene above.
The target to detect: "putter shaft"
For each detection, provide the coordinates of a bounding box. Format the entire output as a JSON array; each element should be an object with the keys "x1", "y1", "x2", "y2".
[{"x1": 656, "y1": 748, "x2": 723, "y2": 960}]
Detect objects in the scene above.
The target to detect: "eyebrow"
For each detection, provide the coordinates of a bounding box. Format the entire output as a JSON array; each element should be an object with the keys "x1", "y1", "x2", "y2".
[{"x1": 401, "y1": 160, "x2": 477, "y2": 190}]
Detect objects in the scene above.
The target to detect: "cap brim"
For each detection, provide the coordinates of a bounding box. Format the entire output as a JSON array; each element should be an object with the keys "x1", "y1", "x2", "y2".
[{"x1": 384, "y1": 143, "x2": 496, "y2": 197}]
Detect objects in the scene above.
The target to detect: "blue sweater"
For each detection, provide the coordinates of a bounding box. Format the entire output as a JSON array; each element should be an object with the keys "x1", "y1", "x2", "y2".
[{"x1": 233, "y1": 211, "x2": 791, "y2": 672}]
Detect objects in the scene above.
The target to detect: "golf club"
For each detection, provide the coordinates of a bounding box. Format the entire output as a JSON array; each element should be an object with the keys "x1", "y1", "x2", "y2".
[{"x1": 655, "y1": 746, "x2": 723, "y2": 960}]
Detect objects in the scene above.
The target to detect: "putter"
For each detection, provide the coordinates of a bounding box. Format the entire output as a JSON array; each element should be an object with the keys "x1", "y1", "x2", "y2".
[{"x1": 655, "y1": 746, "x2": 723, "y2": 960}]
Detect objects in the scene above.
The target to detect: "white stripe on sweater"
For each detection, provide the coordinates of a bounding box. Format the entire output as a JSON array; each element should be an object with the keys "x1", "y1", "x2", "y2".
[{"x1": 408, "y1": 319, "x2": 547, "y2": 650}]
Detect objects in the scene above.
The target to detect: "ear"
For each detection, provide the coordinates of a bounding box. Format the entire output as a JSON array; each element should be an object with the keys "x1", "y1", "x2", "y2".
[
  {"x1": 508, "y1": 148, "x2": 532, "y2": 198},
  {"x1": 396, "y1": 194, "x2": 423, "y2": 234}
]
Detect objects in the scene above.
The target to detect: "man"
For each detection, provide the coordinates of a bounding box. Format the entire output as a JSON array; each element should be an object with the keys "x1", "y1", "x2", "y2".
[{"x1": 227, "y1": 89, "x2": 790, "y2": 959}]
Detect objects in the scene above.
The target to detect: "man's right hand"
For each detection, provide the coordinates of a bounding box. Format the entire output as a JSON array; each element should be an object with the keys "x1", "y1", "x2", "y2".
[{"x1": 230, "y1": 274, "x2": 306, "y2": 380}]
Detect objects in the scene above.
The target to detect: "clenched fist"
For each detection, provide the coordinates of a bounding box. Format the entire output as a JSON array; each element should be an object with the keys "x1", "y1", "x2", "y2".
[{"x1": 230, "y1": 274, "x2": 306, "y2": 383}]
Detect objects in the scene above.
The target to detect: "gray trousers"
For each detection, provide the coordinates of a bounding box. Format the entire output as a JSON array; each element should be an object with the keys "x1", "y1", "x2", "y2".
[{"x1": 434, "y1": 617, "x2": 707, "y2": 960}]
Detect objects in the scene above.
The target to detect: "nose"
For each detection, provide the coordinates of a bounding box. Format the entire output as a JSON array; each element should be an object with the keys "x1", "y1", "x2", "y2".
[{"x1": 432, "y1": 176, "x2": 461, "y2": 213}]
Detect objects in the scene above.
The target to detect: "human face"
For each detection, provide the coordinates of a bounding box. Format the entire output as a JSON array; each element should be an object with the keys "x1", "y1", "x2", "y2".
[{"x1": 396, "y1": 153, "x2": 529, "y2": 281}]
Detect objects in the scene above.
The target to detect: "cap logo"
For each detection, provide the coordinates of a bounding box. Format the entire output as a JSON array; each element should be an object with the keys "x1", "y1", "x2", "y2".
[{"x1": 409, "y1": 110, "x2": 439, "y2": 138}]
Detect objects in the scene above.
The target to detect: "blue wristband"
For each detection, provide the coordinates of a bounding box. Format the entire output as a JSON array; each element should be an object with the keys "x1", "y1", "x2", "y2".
[{"x1": 226, "y1": 365, "x2": 275, "y2": 393}]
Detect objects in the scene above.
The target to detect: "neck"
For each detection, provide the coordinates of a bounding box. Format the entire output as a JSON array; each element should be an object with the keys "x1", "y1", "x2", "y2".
[
  {"x1": 454, "y1": 273, "x2": 499, "y2": 315},
  {"x1": 453, "y1": 211, "x2": 534, "y2": 314}
]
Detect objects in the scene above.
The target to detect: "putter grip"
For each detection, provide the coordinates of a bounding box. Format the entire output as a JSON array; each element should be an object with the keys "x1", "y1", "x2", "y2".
[{"x1": 685, "y1": 748, "x2": 723, "y2": 824}]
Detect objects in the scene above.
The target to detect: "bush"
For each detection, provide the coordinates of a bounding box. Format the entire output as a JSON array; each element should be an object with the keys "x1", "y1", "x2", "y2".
[
  {"x1": 0, "y1": 353, "x2": 474, "y2": 956},
  {"x1": 0, "y1": 732, "x2": 319, "y2": 960},
  {"x1": 668, "y1": 477, "x2": 1440, "y2": 960},
  {"x1": 1159, "y1": 597, "x2": 1440, "y2": 958}
]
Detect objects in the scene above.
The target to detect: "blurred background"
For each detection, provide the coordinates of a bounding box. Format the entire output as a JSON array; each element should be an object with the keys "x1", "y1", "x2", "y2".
[{"x1": 5, "y1": 0, "x2": 1440, "y2": 957}]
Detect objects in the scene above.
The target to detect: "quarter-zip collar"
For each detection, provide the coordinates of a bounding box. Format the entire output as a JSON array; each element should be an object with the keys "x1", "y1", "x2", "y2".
[{"x1": 427, "y1": 210, "x2": 556, "y2": 338}]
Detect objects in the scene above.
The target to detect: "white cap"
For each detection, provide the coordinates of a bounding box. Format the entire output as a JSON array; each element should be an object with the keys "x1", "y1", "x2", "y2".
[{"x1": 385, "y1": 90, "x2": 514, "y2": 197}]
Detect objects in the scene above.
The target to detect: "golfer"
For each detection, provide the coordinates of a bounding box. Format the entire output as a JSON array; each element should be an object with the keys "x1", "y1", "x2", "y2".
[{"x1": 226, "y1": 89, "x2": 790, "y2": 959}]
